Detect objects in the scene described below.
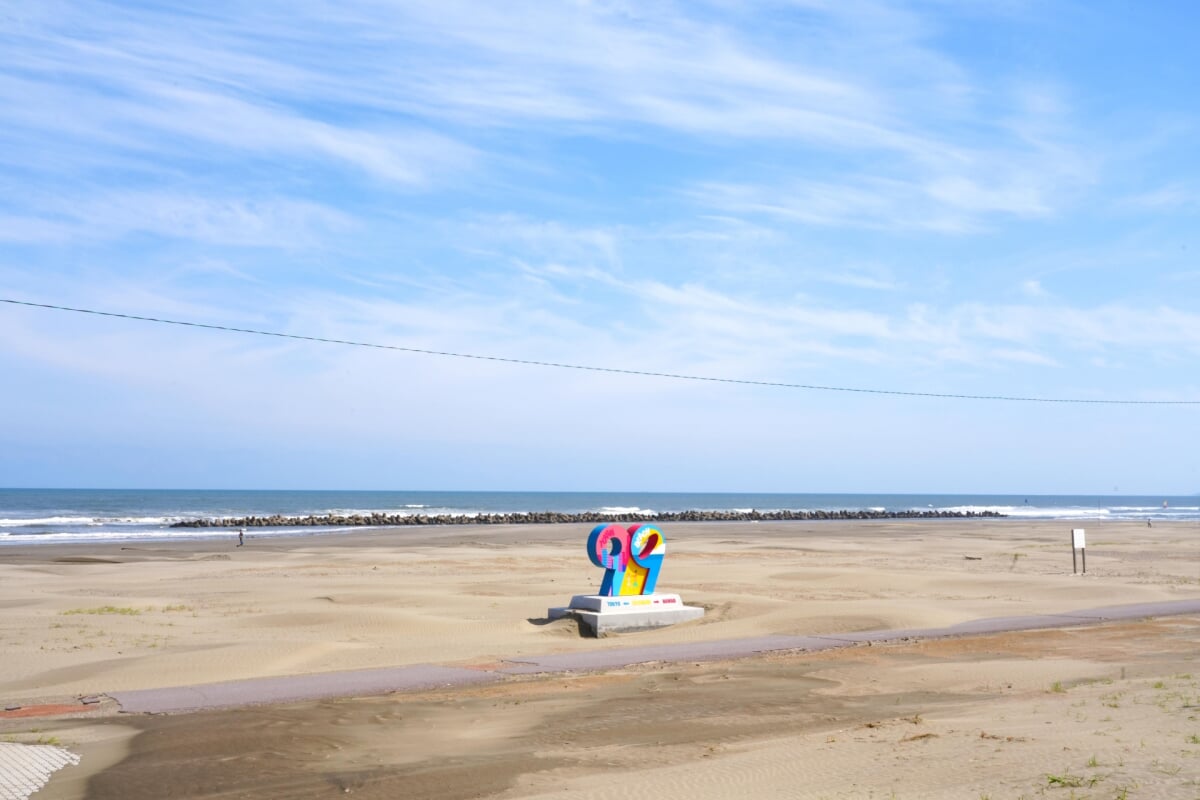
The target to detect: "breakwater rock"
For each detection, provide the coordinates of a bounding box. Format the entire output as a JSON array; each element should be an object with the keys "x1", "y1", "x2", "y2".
[{"x1": 171, "y1": 508, "x2": 1004, "y2": 528}]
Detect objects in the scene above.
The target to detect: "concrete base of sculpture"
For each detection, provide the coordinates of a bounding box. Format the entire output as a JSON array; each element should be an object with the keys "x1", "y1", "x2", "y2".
[{"x1": 547, "y1": 593, "x2": 705, "y2": 637}]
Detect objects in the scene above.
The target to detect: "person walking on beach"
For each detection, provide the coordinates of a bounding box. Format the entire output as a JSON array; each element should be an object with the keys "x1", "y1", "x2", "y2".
[{"x1": 237, "y1": 528, "x2": 245, "y2": 547}]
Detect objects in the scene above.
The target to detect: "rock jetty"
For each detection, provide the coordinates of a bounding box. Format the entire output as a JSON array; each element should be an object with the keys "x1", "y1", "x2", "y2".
[{"x1": 171, "y1": 508, "x2": 1003, "y2": 528}]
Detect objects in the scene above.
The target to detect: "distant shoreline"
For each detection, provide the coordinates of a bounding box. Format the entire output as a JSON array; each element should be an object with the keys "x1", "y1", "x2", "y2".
[{"x1": 170, "y1": 507, "x2": 1006, "y2": 528}]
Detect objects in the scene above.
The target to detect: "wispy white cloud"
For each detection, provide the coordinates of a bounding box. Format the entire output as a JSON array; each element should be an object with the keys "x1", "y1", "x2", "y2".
[
  {"x1": 719, "y1": 178, "x2": 939, "y2": 231},
  {"x1": 955, "y1": 303, "x2": 1200, "y2": 356},
  {"x1": 691, "y1": 107, "x2": 1085, "y2": 232},
  {"x1": 360, "y1": 1, "x2": 887, "y2": 133},
  {"x1": 54, "y1": 274, "x2": 1200, "y2": 381},
  {"x1": 340, "y1": 217, "x2": 1200, "y2": 380},
  {"x1": 0, "y1": 191, "x2": 354, "y2": 248},
  {"x1": 0, "y1": 76, "x2": 475, "y2": 187},
  {"x1": 1, "y1": 0, "x2": 1099, "y2": 239},
  {"x1": 691, "y1": 175, "x2": 1045, "y2": 233},
  {"x1": 0, "y1": 215, "x2": 77, "y2": 244},
  {"x1": 1121, "y1": 184, "x2": 1197, "y2": 211},
  {"x1": 4, "y1": 256, "x2": 1198, "y2": 469},
  {"x1": 391, "y1": 211, "x2": 1200, "y2": 375},
  {"x1": 987, "y1": 348, "x2": 1061, "y2": 367},
  {"x1": 834, "y1": 274, "x2": 897, "y2": 291},
  {"x1": 0, "y1": 10, "x2": 477, "y2": 187},
  {"x1": 1020, "y1": 279, "x2": 1047, "y2": 298}
]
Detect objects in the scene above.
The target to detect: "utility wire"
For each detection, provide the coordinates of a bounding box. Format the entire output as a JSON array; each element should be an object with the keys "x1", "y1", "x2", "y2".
[{"x1": 2, "y1": 297, "x2": 1196, "y2": 405}]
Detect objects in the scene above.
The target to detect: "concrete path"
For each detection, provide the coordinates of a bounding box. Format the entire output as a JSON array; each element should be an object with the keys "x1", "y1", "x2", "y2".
[
  {"x1": 109, "y1": 598, "x2": 1200, "y2": 715},
  {"x1": 110, "y1": 665, "x2": 497, "y2": 714}
]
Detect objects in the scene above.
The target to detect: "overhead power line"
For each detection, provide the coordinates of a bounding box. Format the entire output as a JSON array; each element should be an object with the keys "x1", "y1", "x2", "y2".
[{"x1": 2, "y1": 297, "x2": 1196, "y2": 405}]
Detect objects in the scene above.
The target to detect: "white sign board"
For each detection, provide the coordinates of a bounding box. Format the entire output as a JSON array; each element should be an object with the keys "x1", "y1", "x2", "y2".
[{"x1": 1072, "y1": 528, "x2": 1086, "y2": 548}]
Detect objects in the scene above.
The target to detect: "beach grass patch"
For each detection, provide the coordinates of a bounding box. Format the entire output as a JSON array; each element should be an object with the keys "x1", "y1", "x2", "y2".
[
  {"x1": 60, "y1": 606, "x2": 141, "y2": 616},
  {"x1": 1045, "y1": 772, "x2": 1100, "y2": 789}
]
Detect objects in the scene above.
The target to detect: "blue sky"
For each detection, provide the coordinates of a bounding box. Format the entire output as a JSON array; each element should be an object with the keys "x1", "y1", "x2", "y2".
[{"x1": 1, "y1": 1, "x2": 1197, "y2": 493}]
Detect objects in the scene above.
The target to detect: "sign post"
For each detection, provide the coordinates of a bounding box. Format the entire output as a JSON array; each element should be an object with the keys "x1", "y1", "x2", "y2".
[{"x1": 1071, "y1": 528, "x2": 1086, "y2": 574}]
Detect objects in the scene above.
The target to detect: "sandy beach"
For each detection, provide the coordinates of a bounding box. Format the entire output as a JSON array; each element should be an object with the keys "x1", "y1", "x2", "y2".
[{"x1": 2, "y1": 519, "x2": 1197, "y2": 798}]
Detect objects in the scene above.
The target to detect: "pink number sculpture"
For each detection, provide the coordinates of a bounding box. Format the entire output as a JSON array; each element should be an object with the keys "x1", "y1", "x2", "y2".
[{"x1": 587, "y1": 523, "x2": 666, "y2": 596}]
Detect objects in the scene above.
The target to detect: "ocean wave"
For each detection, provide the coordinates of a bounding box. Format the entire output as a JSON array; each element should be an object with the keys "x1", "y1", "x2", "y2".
[
  {"x1": 934, "y1": 504, "x2": 1196, "y2": 520},
  {"x1": 596, "y1": 506, "x2": 657, "y2": 515},
  {"x1": 0, "y1": 528, "x2": 221, "y2": 544},
  {"x1": 938, "y1": 505, "x2": 1110, "y2": 519},
  {"x1": 0, "y1": 515, "x2": 106, "y2": 527},
  {"x1": 0, "y1": 515, "x2": 184, "y2": 528},
  {"x1": 0, "y1": 525, "x2": 372, "y2": 546},
  {"x1": 1108, "y1": 505, "x2": 1199, "y2": 512}
]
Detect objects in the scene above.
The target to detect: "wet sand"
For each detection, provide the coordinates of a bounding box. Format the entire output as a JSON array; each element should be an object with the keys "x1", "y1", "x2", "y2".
[{"x1": 2, "y1": 519, "x2": 1197, "y2": 798}]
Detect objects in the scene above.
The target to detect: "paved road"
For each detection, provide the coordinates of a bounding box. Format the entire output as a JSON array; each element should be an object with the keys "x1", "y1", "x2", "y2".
[{"x1": 109, "y1": 598, "x2": 1200, "y2": 715}]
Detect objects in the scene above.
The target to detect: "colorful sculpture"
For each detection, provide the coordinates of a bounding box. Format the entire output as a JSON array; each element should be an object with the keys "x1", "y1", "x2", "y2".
[
  {"x1": 587, "y1": 523, "x2": 666, "y2": 596},
  {"x1": 547, "y1": 522, "x2": 701, "y2": 634}
]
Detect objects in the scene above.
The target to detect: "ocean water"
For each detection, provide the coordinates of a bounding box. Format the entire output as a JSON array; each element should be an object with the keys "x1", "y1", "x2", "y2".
[{"x1": 0, "y1": 488, "x2": 1196, "y2": 546}]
